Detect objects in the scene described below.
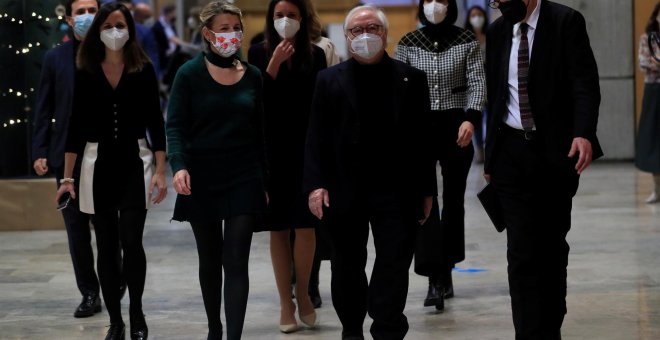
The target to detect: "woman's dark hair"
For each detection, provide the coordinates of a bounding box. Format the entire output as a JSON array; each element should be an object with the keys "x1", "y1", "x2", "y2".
[
  {"x1": 264, "y1": 0, "x2": 313, "y2": 70},
  {"x1": 418, "y1": 0, "x2": 458, "y2": 27},
  {"x1": 65, "y1": 0, "x2": 101, "y2": 16},
  {"x1": 646, "y1": 2, "x2": 660, "y2": 34},
  {"x1": 77, "y1": 2, "x2": 150, "y2": 73},
  {"x1": 464, "y1": 5, "x2": 488, "y2": 34}
]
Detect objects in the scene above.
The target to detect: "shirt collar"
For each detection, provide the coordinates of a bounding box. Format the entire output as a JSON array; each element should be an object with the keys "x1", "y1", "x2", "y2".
[{"x1": 513, "y1": 0, "x2": 542, "y2": 34}]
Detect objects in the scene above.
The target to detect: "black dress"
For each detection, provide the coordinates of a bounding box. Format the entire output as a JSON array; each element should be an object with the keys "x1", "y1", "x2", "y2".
[
  {"x1": 66, "y1": 63, "x2": 165, "y2": 214},
  {"x1": 166, "y1": 54, "x2": 268, "y2": 223},
  {"x1": 248, "y1": 43, "x2": 327, "y2": 231}
]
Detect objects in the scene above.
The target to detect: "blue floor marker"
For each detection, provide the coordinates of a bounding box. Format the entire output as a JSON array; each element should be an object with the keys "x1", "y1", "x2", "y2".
[{"x1": 453, "y1": 267, "x2": 488, "y2": 273}]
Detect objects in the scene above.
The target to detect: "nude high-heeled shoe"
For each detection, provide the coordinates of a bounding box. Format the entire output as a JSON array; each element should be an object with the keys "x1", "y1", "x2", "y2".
[
  {"x1": 299, "y1": 310, "x2": 318, "y2": 328},
  {"x1": 279, "y1": 323, "x2": 299, "y2": 334}
]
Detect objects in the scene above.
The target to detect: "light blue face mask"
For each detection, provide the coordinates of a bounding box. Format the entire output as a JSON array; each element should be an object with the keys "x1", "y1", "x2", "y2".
[{"x1": 73, "y1": 13, "x2": 95, "y2": 38}]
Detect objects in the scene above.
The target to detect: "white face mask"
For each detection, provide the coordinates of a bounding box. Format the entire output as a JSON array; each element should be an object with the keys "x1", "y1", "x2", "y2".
[
  {"x1": 274, "y1": 17, "x2": 300, "y2": 39},
  {"x1": 350, "y1": 33, "x2": 383, "y2": 60},
  {"x1": 424, "y1": 1, "x2": 448, "y2": 25},
  {"x1": 143, "y1": 17, "x2": 155, "y2": 27},
  {"x1": 100, "y1": 27, "x2": 129, "y2": 51},
  {"x1": 210, "y1": 30, "x2": 242, "y2": 58},
  {"x1": 469, "y1": 15, "x2": 485, "y2": 29}
]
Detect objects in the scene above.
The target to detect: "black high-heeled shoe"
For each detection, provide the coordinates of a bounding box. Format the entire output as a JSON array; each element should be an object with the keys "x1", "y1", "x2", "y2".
[
  {"x1": 105, "y1": 323, "x2": 125, "y2": 340},
  {"x1": 130, "y1": 313, "x2": 148, "y2": 340}
]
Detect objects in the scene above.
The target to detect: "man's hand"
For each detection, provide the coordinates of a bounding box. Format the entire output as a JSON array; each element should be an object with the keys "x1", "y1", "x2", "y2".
[
  {"x1": 457, "y1": 121, "x2": 474, "y2": 148},
  {"x1": 308, "y1": 188, "x2": 329, "y2": 220},
  {"x1": 419, "y1": 196, "x2": 433, "y2": 225},
  {"x1": 33, "y1": 158, "x2": 48, "y2": 176},
  {"x1": 568, "y1": 137, "x2": 593, "y2": 175}
]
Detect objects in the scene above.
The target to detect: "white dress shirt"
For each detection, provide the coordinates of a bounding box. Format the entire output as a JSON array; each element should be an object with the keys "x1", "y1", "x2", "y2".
[{"x1": 505, "y1": 0, "x2": 542, "y2": 130}]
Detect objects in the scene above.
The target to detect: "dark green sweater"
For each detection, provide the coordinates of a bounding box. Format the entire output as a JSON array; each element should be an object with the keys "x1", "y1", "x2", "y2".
[{"x1": 166, "y1": 54, "x2": 266, "y2": 181}]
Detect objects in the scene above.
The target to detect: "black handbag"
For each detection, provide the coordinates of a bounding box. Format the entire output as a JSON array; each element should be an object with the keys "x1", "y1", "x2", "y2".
[{"x1": 414, "y1": 197, "x2": 445, "y2": 277}]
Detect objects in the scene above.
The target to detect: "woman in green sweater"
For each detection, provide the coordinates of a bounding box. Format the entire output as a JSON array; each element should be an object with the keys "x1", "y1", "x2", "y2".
[{"x1": 165, "y1": 2, "x2": 267, "y2": 339}]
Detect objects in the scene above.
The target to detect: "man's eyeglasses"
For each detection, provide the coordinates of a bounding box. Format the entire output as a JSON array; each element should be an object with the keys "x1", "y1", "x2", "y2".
[{"x1": 347, "y1": 24, "x2": 383, "y2": 37}]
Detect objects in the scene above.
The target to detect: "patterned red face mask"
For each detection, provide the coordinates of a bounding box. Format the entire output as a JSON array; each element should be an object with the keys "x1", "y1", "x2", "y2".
[{"x1": 210, "y1": 30, "x2": 243, "y2": 57}]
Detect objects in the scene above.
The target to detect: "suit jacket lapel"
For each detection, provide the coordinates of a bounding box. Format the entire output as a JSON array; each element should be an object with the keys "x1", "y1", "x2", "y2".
[
  {"x1": 63, "y1": 41, "x2": 75, "y2": 99},
  {"x1": 390, "y1": 59, "x2": 404, "y2": 123},
  {"x1": 498, "y1": 24, "x2": 513, "y2": 122},
  {"x1": 529, "y1": 0, "x2": 549, "y2": 101}
]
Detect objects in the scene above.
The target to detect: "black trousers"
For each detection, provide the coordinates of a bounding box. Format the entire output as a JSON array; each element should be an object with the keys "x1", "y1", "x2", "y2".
[
  {"x1": 491, "y1": 128, "x2": 579, "y2": 340},
  {"x1": 55, "y1": 166, "x2": 100, "y2": 297},
  {"x1": 434, "y1": 110, "x2": 474, "y2": 273},
  {"x1": 92, "y1": 209, "x2": 148, "y2": 324},
  {"x1": 325, "y1": 191, "x2": 416, "y2": 340}
]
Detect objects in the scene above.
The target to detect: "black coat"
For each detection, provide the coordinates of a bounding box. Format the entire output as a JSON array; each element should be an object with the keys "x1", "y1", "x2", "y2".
[
  {"x1": 485, "y1": 0, "x2": 603, "y2": 173},
  {"x1": 32, "y1": 40, "x2": 76, "y2": 169},
  {"x1": 303, "y1": 55, "x2": 438, "y2": 217}
]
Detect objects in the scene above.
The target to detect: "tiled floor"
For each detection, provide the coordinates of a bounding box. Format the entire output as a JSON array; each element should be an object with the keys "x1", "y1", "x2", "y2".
[{"x1": 1, "y1": 162, "x2": 659, "y2": 339}]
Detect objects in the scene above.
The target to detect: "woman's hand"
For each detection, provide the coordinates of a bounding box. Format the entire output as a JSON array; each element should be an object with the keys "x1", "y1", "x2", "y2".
[
  {"x1": 271, "y1": 40, "x2": 295, "y2": 66},
  {"x1": 173, "y1": 170, "x2": 191, "y2": 195},
  {"x1": 457, "y1": 121, "x2": 474, "y2": 148},
  {"x1": 149, "y1": 172, "x2": 168, "y2": 204},
  {"x1": 55, "y1": 182, "x2": 76, "y2": 203}
]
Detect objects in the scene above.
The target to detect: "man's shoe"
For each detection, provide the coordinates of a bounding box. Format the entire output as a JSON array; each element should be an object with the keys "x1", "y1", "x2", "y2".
[
  {"x1": 423, "y1": 281, "x2": 443, "y2": 307},
  {"x1": 74, "y1": 293, "x2": 102, "y2": 318},
  {"x1": 105, "y1": 323, "x2": 125, "y2": 340}
]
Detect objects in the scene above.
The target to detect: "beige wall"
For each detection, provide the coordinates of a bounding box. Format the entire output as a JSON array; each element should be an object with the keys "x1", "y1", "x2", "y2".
[{"x1": 634, "y1": 0, "x2": 658, "y2": 126}]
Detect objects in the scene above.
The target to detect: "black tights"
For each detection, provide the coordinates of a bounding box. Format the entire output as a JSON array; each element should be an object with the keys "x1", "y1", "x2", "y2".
[
  {"x1": 191, "y1": 215, "x2": 255, "y2": 340},
  {"x1": 92, "y1": 209, "x2": 148, "y2": 325}
]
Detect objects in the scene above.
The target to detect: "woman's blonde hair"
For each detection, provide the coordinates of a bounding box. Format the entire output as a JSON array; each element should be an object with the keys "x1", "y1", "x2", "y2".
[{"x1": 199, "y1": 1, "x2": 244, "y2": 52}]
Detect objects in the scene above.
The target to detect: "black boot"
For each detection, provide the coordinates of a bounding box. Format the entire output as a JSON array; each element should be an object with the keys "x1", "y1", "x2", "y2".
[
  {"x1": 423, "y1": 278, "x2": 444, "y2": 310},
  {"x1": 105, "y1": 323, "x2": 125, "y2": 340},
  {"x1": 130, "y1": 312, "x2": 148, "y2": 340},
  {"x1": 443, "y1": 270, "x2": 454, "y2": 299}
]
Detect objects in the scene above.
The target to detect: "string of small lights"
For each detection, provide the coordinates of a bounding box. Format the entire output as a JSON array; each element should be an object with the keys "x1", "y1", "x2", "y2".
[{"x1": 0, "y1": 12, "x2": 64, "y2": 24}]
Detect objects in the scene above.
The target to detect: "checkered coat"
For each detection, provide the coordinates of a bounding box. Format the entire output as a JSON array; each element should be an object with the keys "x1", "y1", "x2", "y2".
[{"x1": 395, "y1": 26, "x2": 486, "y2": 121}]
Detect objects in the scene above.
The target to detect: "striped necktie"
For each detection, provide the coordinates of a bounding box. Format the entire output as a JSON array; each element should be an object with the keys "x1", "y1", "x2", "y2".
[{"x1": 518, "y1": 23, "x2": 534, "y2": 131}]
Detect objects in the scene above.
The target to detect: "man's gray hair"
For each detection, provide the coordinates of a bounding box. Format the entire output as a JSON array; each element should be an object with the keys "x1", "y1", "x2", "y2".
[{"x1": 344, "y1": 4, "x2": 389, "y2": 33}]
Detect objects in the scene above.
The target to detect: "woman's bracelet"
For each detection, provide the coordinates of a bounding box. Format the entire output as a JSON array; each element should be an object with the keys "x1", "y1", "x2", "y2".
[{"x1": 59, "y1": 178, "x2": 75, "y2": 184}]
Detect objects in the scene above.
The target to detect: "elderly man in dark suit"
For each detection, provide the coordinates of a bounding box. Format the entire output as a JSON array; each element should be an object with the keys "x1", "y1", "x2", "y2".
[
  {"x1": 32, "y1": 0, "x2": 122, "y2": 318},
  {"x1": 484, "y1": 0, "x2": 602, "y2": 339},
  {"x1": 304, "y1": 5, "x2": 437, "y2": 340}
]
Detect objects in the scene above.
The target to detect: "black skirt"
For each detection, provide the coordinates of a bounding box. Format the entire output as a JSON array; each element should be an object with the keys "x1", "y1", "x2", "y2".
[{"x1": 635, "y1": 83, "x2": 660, "y2": 173}]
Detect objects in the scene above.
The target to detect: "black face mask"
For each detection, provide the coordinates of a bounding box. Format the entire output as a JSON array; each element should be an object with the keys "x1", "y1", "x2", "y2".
[{"x1": 499, "y1": 0, "x2": 528, "y2": 23}]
